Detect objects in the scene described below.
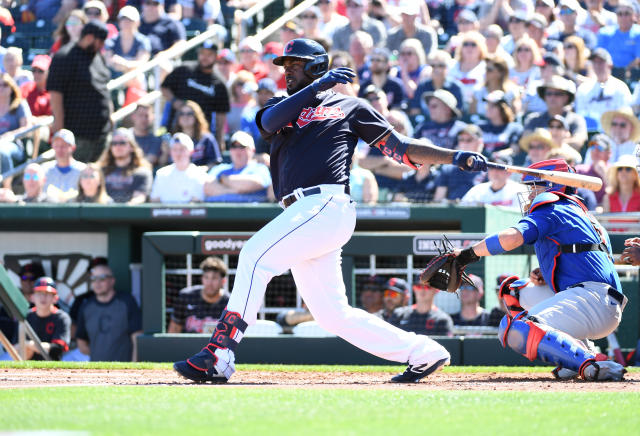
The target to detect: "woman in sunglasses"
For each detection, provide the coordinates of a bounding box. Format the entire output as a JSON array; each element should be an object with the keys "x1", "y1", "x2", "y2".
[
  {"x1": 171, "y1": 100, "x2": 222, "y2": 168},
  {"x1": 74, "y1": 162, "x2": 113, "y2": 204},
  {"x1": 0, "y1": 73, "x2": 32, "y2": 184},
  {"x1": 449, "y1": 31, "x2": 487, "y2": 108},
  {"x1": 602, "y1": 154, "x2": 640, "y2": 213}
]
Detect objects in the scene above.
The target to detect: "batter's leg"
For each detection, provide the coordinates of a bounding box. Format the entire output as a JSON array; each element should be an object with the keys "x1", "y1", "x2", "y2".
[{"x1": 291, "y1": 250, "x2": 450, "y2": 381}]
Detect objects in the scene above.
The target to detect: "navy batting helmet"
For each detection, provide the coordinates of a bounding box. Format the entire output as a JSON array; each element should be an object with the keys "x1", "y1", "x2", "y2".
[{"x1": 273, "y1": 38, "x2": 329, "y2": 79}]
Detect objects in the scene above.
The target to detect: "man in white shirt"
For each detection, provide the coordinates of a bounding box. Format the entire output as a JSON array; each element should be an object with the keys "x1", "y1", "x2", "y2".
[
  {"x1": 150, "y1": 133, "x2": 207, "y2": 203},
  {"x1": 41, "y1": 129, "x2": 86, "y2": 203},
  {"x1": 460, "y1": 155, "x2": 526, "y2": 208},
  {"x1": 575, "y1": 48, "x2": 632, "y2": 131}
]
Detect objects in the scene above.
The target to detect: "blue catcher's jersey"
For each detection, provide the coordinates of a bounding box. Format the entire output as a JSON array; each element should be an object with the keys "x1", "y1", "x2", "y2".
[
  {"x1": 515, "y1": 193, "x2": 622, "y2": 293},
  {"x1": 256, "y1": 91, "x2": 392, "y2": 200}
]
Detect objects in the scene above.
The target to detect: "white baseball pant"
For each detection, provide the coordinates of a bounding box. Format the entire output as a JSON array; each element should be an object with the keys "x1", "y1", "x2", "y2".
[{"x1": 225, "y1": 184, "x2": 450, "y2": 365}]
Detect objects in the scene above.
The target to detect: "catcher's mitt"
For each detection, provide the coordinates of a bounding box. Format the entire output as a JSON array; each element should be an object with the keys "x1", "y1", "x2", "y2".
[{"x1": 419, "y1": 237, "x2": 478, "y2": 293}]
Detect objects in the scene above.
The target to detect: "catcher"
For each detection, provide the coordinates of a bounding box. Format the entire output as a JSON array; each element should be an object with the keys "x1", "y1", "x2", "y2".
[{"x1": 421, "y1": 159, "x2": 627, "y2": 381}]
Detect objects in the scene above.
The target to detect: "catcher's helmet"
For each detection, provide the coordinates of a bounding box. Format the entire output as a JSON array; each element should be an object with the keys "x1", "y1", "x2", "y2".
[
  {"x1": 273, "y1": 38, "x2": 329, "y2": 79},
  {"x1": 518, "y1": 158, "x2": 575, "y2": 215}
]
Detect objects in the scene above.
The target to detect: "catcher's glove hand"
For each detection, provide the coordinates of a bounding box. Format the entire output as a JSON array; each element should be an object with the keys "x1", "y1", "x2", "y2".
[{"x1": 419, "y1": 238, "x2": 480, "y2": 293}]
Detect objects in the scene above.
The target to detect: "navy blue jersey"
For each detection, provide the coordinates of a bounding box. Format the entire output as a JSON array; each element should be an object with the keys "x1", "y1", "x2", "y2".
[
  {"x1": 257, "y1": 91, "x2": 392, "y2": 200},
  {"x1": 26, "y1": 307, "x2": 71, "y2": 360}
]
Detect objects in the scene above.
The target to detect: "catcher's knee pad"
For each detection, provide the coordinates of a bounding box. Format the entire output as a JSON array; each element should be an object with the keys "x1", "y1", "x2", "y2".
[{"x1": 498, "y1": 313, "x2": 595, "y2": 372}]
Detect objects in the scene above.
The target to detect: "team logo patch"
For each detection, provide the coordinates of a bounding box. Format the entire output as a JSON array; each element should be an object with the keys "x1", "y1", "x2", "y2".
[
  {"x1": 285, "y1": 41, "x2": 294, "y2": 53},
  {"x1": 296, "y1": 106, "x2": 346, "y2": 127}
]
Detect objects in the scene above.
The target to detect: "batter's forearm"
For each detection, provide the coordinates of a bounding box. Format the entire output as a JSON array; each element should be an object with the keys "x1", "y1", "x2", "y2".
[
  {"x1": 405, "y1": 140, "x2": 456, "y2": 166},
  {"x1": 472, "y1": 227, "x2": 525, "y2": 257}
]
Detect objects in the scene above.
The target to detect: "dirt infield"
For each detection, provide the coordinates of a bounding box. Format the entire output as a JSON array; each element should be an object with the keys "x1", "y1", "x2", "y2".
[{"x1": 1, "y1": 368, "x2": 639, "y2": 390}]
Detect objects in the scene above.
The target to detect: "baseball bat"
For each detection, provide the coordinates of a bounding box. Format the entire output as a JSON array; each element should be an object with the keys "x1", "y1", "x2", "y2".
[
  {"x1": 607, "y1": 333, "x2": 626, "y2": 366},
  {"x1": 471, "y1": 158, "x2": 604, "y2": 191}
]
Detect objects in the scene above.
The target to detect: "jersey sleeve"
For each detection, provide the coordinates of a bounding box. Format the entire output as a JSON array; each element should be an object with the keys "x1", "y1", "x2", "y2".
[
  {"x1": 51, "y1": 311, "x2": 71, "y2": 352},
  {"x1": 255, "y1": 96, "x2": 288, "y2": 140},
  {"x1": 517, "y1": 206, "x2": 558, "y2": 242},
  {"x1": 349, "y1": 100, "x2": 393, "y2": 147}
]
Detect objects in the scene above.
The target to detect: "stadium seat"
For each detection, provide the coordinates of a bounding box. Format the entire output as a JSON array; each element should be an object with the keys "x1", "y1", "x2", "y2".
[
  {"x1": 243, "y1": 319, "x2": 283, "y2": 337},
  {"x1": 292, "y1": 321, "x2": 335, "y2": 337}
]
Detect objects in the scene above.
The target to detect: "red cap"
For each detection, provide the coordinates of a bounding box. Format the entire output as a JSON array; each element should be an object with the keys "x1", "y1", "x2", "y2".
[
  {"x1": 31, "y1": 54, "x2": 51, "y2": 71},
  {"x1": 263, "y1": 41, "x2": 283, "y2": 57}
]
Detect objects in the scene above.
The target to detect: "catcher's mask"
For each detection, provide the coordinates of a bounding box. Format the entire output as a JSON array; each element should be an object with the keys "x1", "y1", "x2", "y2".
[
  {"x1": 273, "y1": 38, "x2": 329, "y2": 79},
  {"x1": 517, "y1": 158, "x2": 575, "y2": 215}
]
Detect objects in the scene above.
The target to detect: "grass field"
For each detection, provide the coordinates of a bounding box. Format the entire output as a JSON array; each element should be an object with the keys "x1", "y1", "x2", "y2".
[{"x1": 1, "y1": 363, "x2": 639, "y2": 436}]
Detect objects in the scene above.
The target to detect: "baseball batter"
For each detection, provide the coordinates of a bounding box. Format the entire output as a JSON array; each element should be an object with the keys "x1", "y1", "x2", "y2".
[
  {"x1": 438, "y1": 159, "x2": 627, "y2": 380},
  {"x1": 174, "y1": 38, "x2": 488, "y2": 383}
]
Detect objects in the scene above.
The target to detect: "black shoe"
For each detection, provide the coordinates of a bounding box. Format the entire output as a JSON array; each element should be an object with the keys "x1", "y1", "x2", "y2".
[{"x1": 391, "y1": 358, "x2": 450, "y2": 383}]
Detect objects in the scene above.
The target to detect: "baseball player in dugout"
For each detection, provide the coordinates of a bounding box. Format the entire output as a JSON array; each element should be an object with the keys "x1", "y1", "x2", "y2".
[
  {"x1": 422, "y1": 158, "x2": 628, "y2": 381},
  {"x1": 174, "y1": 38, "x2": 488, "y2": 384}
]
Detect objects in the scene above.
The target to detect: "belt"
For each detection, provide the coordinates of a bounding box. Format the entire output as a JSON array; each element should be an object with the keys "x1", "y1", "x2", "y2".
[
  {"x1": 281, "y1": 185, "x2": 349, "y2": 208},
  {"x1": 569, "y1": 283, "x2": 624, "y2": 305},
  {"x1": 560, "y1": 243, "x2": 609, "y2": 254}
]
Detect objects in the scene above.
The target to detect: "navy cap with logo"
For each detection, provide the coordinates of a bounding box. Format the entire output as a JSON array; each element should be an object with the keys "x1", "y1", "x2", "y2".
[
  {"x1": 384, "y1": 278, "x2": 409, "y2": 295},
  {"x1": 33, "y1": 276, "x2": 57, "y2": 294},
  {"x1": 19, "y1": 262, "x2": 46, "y2": 280}
]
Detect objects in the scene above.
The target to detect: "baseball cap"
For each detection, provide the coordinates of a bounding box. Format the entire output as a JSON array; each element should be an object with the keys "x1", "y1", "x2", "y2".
[
  {"x1": 201, "y1": 39, "x2": 218, "y2": 51},
  {"x1": 528, "y1": 13, "x2": 548, "y2": 29},
  {"x1": 459, "y1": 274, "x2": 484, "y2": 296},
  {"x1": 559, "y1": 0, "x2": 580, "y2": 11},
  {"x1": 88, "y1": 256, "x2": 109, "y2": 272},
  {"x1": 53, "y1": 129, "x2": 76, "y2": 146},
  {"x1": 80, "y1": 20, "x2": 109, "y2": 40},
  {"x1": 510, "y1": 10, "x2": 530, "y2": 21},
  {"x1": 84, "y1": 0, "x2": 107, "y2": 15},
  {"x1": 493, "y1": 154, "x2": 513, "y2": 166},
  {"x1": 542, "y1": 53, "x2": 563, "y2": 68},
  {"x1": 616, "y1": 0, "x2": 636, "y2": 12},
  {"x1": 118, "y1": 5, "x2": 140, "y2": 22},
  {"x1": 218, "y1": 48, "x2": 236, "y2": 63},
  {"x1": 171, "y1": 132, "x2": 194, "y2": 151},
  {"x1": 548, "y1": 114, "x2": 569, "y2": 130},
  {"x1": 263, "y1": 41, "x2": 283, "y2": 58},
  {"x1": 456, "y1": 8, "x2": 478, "y2": 23},
  {"x1": 384, "y1": 278, "x2": 409, "y2": 295},
  {"x1": 362, "y1": 275, "x2": 384, "y2": 292},
  {"x1": 19, "y1": 262, "x2": 46, "y2": 279},
  {"x1": 483, "y1": 90, "x2": 508, "y2": 105},
  {"x1": 589, "y1": 48, "x2": 613, "y2": 65},
  {"x1": 33, "y1": 276, "x2": 57, "y2": 294},
  {"x1": 495, "y1": 273, "x2": 514, "y2": 290},
  {"x1": 230, "y1": 131, "x2": 255, "y2": 149},
  {"x1": 257, "y1": 78, "x2": 277, "y2": 94},
  {"x1": 238, "y1": 37, "x2": 262, "y2": 53},
  {"x1": 457, "y1": 123, "x2": 482, "y2": 139},
  {"x1": 398, "y1": 0, "x2": 420, "y2": 15},
  {"x1": 31, "y1": 54, "x2": 51, "y2": 71},
  {"x1": 587, "y1": 134, "x2": 613, "y2": 151}
]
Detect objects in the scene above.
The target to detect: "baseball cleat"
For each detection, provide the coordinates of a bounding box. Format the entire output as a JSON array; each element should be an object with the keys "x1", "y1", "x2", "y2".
[
  {"x1": 390, "y1": 357, "x2": 450, "y2": 383},
  {"x1": 551, "y1": 366, "x2": 579, "y2": 380},
  {"x1": 173, "y1": 347, "x2": 235, "y2": 384},
  {"x1": 581, "y1": 360, "x2": 627, "y2": 381},
  {"x1": 173, "y1": 360, "x2": 229, "y2": 384}
]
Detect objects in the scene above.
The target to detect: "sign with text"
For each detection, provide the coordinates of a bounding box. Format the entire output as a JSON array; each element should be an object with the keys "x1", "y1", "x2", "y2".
[
  {"x1": 151, "y1": 208, "x2": 207, "y2": 218},
  {"x1": 413, "y1": 234, "x2": 485, "y2": 255},
  {"x1": 200, "y1": 235, "x2": 250, "y2": 255},
  {"x1": 356, "y1": 207, "x2": 411, "y2": 220}
]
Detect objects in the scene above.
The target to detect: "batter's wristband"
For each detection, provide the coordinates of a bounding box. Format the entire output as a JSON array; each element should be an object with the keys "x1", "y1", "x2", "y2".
[
  {"x1": 457, "y1": 247, "x2": 480, "y2": 266},
  {"x1": 378, "y1": 132, "x2": 417, "y2": 169},
  {"x1": 486, "y1": 233, "x2": 506, "y2": 255}
]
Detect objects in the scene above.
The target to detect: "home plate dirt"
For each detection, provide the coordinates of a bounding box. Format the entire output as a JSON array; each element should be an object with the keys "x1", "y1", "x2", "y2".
[{"x1": 1, "y1": 368, "x2": 639, "y2": 391}]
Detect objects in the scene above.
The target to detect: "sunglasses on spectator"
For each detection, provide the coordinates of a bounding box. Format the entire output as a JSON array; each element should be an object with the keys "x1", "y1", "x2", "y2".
[
  {"x1": 399, "y1": 51, "x2": 415, "y2": 56},
  {"x1": 229, "y1": 143, "x2": 248, "y2": 149},
  {"x1": 509, "y1": 17, "x2": 525, "y2": 23},
  {"x1": 560, "y1": 8, "x2": 576, "y2": 15},
  {"x1": 370, "y1": 57, "x2": 387, "y2": 63},
  {"x1": 430, "y1": 63, "x2": 447, "y2": 69},
  {"x1": 617, "y1": 10, "x2": 633, "y2": 16},
  {"x1": 23, "y1": 173, "x2": 40, "y2": 181},
  {"x1": 564, "y1": 44, "x2": 576, "y2": 50},
  {"x1": 110, "y1": 140, "x2": 128, "y2": 146},
  {"x1": 457, "y1": 19, "x2": 473, "y2": 25},
  {"x1": 300, "y1": 14, "x2": 318, "y2": 19},
  {"x1": 383, "y1": 290, "x2": 402, "y2": 298},
  {"x1": 32, "y1": 68, "x2": 45, "y2": 74},
  {"x1": 367, "y1": 95, "x2": 380, "y2": 102},
  {"x1": 178, "y1": 111, "x2": 195, "y2": 116},
  {"x1": 84, "y1": 8, "x2": 101, "y2": 16},
  {"x1": 90, "y1": 274, "x2": 113, "y2": 282},
  {"x1": 611, "y1": 121, "x2": 629, "y2": 128},
  {"x1": 545, "y1": 91, "x2": 566, "y2": 97},
  {"x1": 21, "y1": 275, "x2": 35, "y2": 281},
  {"x1": 617, "y1": 167, "x2": 635, "y2": 173},
  {"x1": 486, "y1": 65, "x2": 497, "y2": 72},
  {"x1": 516, "y1": 47, "x2": 532, "y2": 52},
  {"x1": 528, "y1": 143, "x2": 548, "y2": 150},
  {"x1": 548, "y1": 123, "x2": 564, "y2": 130},
  {"x1": 81, "y1": 172, "x2": 98, "y2": 179},
  {"x1": 462, "y1": 42, "x2": 477, "y2": 48},
  {"x1": 457, "y1": 136, "x2": 476, "y2": 143}
]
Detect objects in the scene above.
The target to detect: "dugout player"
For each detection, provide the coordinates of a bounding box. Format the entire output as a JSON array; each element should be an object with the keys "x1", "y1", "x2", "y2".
[
  {"x1": 448, "y1": 159, "x2": 627, "y2": 381},
  {"x1": 173, "y1": 38, "x2": 488, "y2": 384},
  {"x1": 24, "y1": 277, "x2": 71, "y2": 360}
]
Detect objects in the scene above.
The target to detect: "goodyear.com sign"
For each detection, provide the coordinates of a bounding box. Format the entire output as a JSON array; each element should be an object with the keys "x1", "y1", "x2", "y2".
[
  {"x1": 413, "y1": 234, "x2": 485, "y2": 255},
  {"x1": 201, "y1": 236, "x2": 250, "y2": 254}
]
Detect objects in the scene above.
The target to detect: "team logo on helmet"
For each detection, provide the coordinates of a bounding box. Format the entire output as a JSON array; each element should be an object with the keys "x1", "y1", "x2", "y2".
[{"x1": 285, "y1": 41, "x2": 294, "y2": 53}]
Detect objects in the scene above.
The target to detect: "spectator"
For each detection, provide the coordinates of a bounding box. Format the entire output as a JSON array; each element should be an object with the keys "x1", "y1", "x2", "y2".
[
  {"x1": 150, "y1": 133, "x2": 207, "y2": 203},
  {"x1": 181, "y1": 0, "x2": 223, "y2": 25},
  {"x1": 161, "y1": 39, "x2": 231, "y2": 149},
  {"x1": 596, "y1": 0, "x2": 640, "y2": 72},
  {"x1": 470, "y1": 54, "x2": 520, "y2": 116},
  {"x1": 3, "y1": 47, "x2": 33, "y2": 87},
  {"x1": 482, "y1": 25, "x2": 513, "y2": 68},
  {"x1": 414, "y1": 89, "x2": 465, "y2": 150},
  {"x1": 545, "y1": 116, "x2": 582, "y2": 163},
  {"x1": 409, "y1": 50, "x2": 464, "y2": 118},
  {"x1": 299, "y1": 6, "x2": 322, "y2": 40},
  {"x1": 332, "y1": 0, "x2": 386, "y2": 52},
  {"x1": 460, "y1": 155, "x2": 525, "y2": 208},
  {"x1": 318, "y1": 0, "x2": 349, "y2": 41},
  {"x1": 563, "y1": 36, "x2": 594, "y2": 86},
  {"x1": 575, "y1": 134, "x2": 613, "y2": 204},
  {"x1": 581, "y1": 0, "x2": 617, "y2": 35},
  {"x1": 204, "y1": 131, "x2": 271, "y2": 203},
  {"x1": 509, "y1": 35, "x2": 541, "y2": 91},
  {"x1": 129, "y1": 0, "x2": 182, "y2": 20},
  {"x1": 50, "y1": 9, "x2": 88, "y2": 54},
  {"x1": 20, "y1": 55, "x2": 52, "y2": 118},
  {"x1": 26, "y1": 0, "x2": 68, "y2": 23},
  {"x1": 602, "y1": 154, "x2": 640, "y2": 212},
  {"x1": 445, "y1": 8, "x2": 480, "y2": 54},
  {"x1": 393, "y1": 38, "x2": 429, "y2": 102},
  {"x1": 83, "y1": 0, "x2": 118, "y2": 40},
  {"x1": 375, "y1": 278, "x2": 409, "y2": 322},
  {"x1": 391, "y1": 162, "x2": 438, "y2": 203},
  {"x1": 433, "y1": 124, "x2": 487, "y2": 202},
  {"x1": 215, "y1": 48, "x2": 237, "y2": 87},
  {"x1": 450, "y1": 274, "x2": 491, "y2": 326},
  {"x1": 130, "y1": 103, "x2": 169, "y2": 169},
  {"x1": 449, "y1": 30, "x2": 487, "y2": 107},
  {"x1": 139, "y1": 0, "x2": 186, "y2": 55},
  {"x1": 488, "y1": 273, "x2": 512, "y2": 327},
  {"x1": 241, "y1": 78, "x2": 276, "y2": 160},
  {"x1": 349, "y1": 31, "x2": 374, "y2": 83},
  {"x1": 549, "y1": 0, "x2": 597, "y2": 49},
  {"x1": 526, "y1": 13, "x2": 548, "y2": 49},
  {"x1": 279, "y1": 20, "x2": 302, "y2": 45},
  {"x1": 600, "y1": 107, "x2": 640, "y2": 163},
  {"x1": 171, "y1": 100, "x2": 222, "y2": 169},
  {"x1": 0, "y1": 73, "x2": 32, "y2": 177},
  {"x1": 389, "y1": 281, "x2": 453, "y2": 336},
  {"x1": 97, "y1": 128, "x2": 153, "y2": 204},
  {"x1": 234, "y1": 37, "x2": 268, "y2": 82},
  {"x1": 501, "y1": 10, "x2": 529, "y2": 54},
  {"x1": 41, "y1": 129, "x2": 86, "y2": 203},
  {"x1": 575, "y1": 48, "x2": 632, "y2": 131},
  {"x1": 386, "y1": 1, "x2": 437, "y2": 56},
  {"x1": 359, "y1": 275, "x2": 384, "y2": 314},
  {"x1": 227, "y1": 71, "x2": 257, "y2": 136},
  {"x1": 478, "y1": 90, "x2": 523, "y2": 158},
  {"x1": 261, "y1": 42, "x2": 285, "y2": 91},
  {"x1": 518, "y1": 127, "x2": 558, "y2": 166},
  {"x1": 523, "y1": 75, "x2": 587, "y2": 151},
  {"x1": 0, "y1": 163, "x2": 49, "y2": 204},
  {"x1": 47, "y1": 21, "x2": 113, "y2": 163},
  {"x1": 76, "y1": 263, "x2": 142, "y2": 361},
  {"x1": 104, "y1": 5, "x2": 151, "y2": 104},
  {"x1": 73, "y1": 162, "x2": 113, "y2": 204},
  {"x1": 328, "y1": 52, "x2": 359, "y2": 96},
  {"x1": 522, "y1": 53, "x2": 568, "y2": 114},
  {"x1": 357, "y1": 48, "x2": 403, "y2": 109},
  {"x1": 168, "y1": 256, "x2": 230, "y2": 333}
]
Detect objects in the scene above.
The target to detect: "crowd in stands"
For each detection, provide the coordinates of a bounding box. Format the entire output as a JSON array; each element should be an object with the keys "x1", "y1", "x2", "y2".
[{"x1": 0, "y1": 0, "x2": 637, "y2": 210}]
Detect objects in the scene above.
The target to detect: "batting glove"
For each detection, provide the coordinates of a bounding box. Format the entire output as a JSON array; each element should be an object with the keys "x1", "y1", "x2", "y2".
[
  {"x1": 311, "y1": 67, "x2": 356, "y2": 92},
  {"x1": 453, "y1": 151, "x2": 488, "y2": 172}
]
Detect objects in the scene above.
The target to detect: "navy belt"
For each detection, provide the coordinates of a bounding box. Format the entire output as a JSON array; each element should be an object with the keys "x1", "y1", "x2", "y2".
[
  {"x1": 569, "y1": 283, "x2": 624, "y2": 305},
  {"x1": 281, "y1": 185, "x2": 349, "y2": 208}
]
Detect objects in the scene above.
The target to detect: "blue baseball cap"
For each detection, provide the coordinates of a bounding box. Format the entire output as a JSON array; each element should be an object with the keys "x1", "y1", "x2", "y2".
[{"x1": 257, "y1": 78, "x2": 277, "y2": 93}]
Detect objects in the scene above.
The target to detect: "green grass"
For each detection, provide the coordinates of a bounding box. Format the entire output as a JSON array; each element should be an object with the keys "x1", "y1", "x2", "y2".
[{"x1": 1, "y1": 387, "x2": 639, "y2": 436}]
